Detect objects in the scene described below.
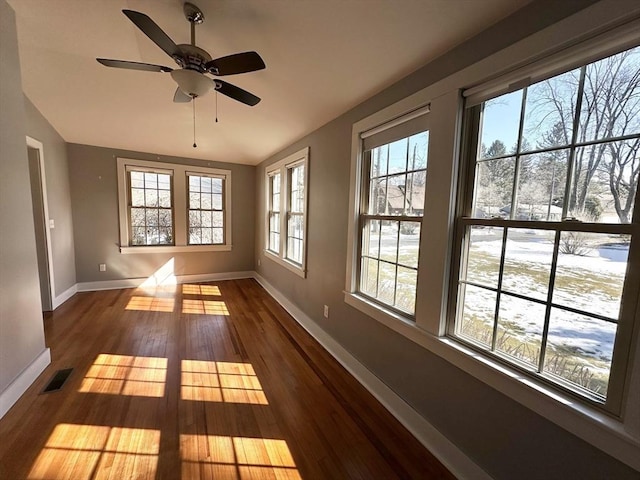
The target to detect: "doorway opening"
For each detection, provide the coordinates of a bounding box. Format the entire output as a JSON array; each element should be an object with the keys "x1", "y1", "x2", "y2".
[{"x1": 26, "y1": 136, "x2": 55, "y2": 312}]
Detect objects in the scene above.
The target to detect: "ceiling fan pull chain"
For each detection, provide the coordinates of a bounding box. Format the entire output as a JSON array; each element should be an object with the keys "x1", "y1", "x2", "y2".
[
  {"x1": 192, "y1": 99, "x2": 197, "y2": 148},
  {"x1": 215, "y1": 91, "x2": 219, "y2": 123}
]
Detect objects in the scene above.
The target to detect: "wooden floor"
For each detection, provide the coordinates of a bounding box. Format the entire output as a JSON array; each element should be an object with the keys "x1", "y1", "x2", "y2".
[{"x1": 0, "y1": 279, "x2": 454, "y2": 480}]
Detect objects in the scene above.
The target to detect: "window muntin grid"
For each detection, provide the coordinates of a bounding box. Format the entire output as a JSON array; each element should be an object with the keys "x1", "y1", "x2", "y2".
[
  {"x1": 454, "y1": 45, "x2": 640, "y2": 405},
  {"x1": 188, "y1": 174, "x2": 225, "y2": 245},
  {"x1": 268, "y1": 172, "x2": 281, "y2": 254},
  {"x1": 358, "y1": 131, "x2": 429, "y2": 316},
  {"x1": 286, "y1": 164, "x2": 305, "y2": 265},
  {"x1": 129, "y1": 170, "x2": 173, "y2": 246}
]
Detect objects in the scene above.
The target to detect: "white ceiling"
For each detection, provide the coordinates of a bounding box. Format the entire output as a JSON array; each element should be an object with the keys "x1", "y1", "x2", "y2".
[{"x1": 9, "y1": 0, "x2": 531, "y2": 166}]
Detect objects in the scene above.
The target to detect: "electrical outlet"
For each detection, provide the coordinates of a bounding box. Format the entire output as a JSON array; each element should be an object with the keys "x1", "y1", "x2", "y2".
[
  {"x1": 99, "y1": 264, "x2": 106, "y2": 272},
  {"x1": 323, "y1": 305, "x2": 329, "y2": 318}
]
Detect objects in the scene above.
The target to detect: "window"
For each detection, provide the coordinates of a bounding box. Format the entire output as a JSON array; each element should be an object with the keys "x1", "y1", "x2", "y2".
[
  {"x1": 187, "y1": 174, "x2": 225, "y2": 245},
  {"x1": 346, "y1": 106, "x2": 430, "y2": 318},
  {"x1": 267, "y1": 172, "x2": 281, "y2": 254},
  {"x1": 452, "y1": 45, "x2": 640, "y2": 410},
  {"x1": 359, "y1": 131, "x2": 429, "y2": 315},
  {"x1": 264, "y1": 148, "x2": 309, "y2": 277},
  {"x1": 128, "y1": 169, "x2": 173, "y2": 246},
  {"x1": 117, "y1": 158, "x2": 231, "y2": 253}
]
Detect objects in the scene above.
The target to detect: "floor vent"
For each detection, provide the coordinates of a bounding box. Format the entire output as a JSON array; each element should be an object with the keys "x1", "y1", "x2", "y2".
[{"x1": 41, "y1": 368, "x2": 73, "y2": 393}]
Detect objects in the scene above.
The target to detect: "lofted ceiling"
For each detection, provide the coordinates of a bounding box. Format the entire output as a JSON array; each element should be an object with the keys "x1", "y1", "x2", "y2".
[{"x1": 9, "y1": 0, "x2": 531, "y2": 166}]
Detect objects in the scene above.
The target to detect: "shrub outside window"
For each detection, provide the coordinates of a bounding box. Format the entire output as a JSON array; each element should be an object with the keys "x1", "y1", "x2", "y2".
[{"x1": 453, "y1": 45, "x2": 640, "y2": 409}]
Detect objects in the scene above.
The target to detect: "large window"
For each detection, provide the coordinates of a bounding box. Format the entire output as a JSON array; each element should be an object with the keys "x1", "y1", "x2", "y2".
[
  {"x1": 359, "y1": 131, "x2": 429, "y2": 315},
  {"x1": 264, "y1": 148, "x2": 309, "y2": 276},
  {"x1": 117, "y1": 158, "x2": 231, "y2": 253},
  {"x1": 452, "y1": 45, "x2": 640, "y2": 409}
]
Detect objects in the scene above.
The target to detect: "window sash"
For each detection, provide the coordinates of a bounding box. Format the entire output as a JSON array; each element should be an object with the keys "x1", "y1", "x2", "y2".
[
  {"x1": 187, "y1": 173, "x2": 226, "y2": 246},
  {"x1": 451, "y1": 44, "x2": 640, "y2": 410},
  {"x1": 127, "y1": 170, "x2": 174, "y2": 246}
]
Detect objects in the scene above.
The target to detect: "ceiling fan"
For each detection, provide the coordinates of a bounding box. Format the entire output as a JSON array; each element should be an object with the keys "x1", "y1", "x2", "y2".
[{"x1": 97, "y1": 2, "x2": 264, "y2": 107}]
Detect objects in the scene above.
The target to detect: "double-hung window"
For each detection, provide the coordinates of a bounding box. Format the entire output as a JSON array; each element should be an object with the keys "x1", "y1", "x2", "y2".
[
  {"x1": 264, "y1": 147, "x2": 309, "y2": 276},
  {"x1": 117, "y1": 158, "x2": 232, "y2": 253},
  {"x1": 128, "y1": 168, "x2": 174, "y2": 246},
  {"x1": 350, "y1": 106, "x2": 430, "y2": 317},
  {"x1": 452, "y1": 45, "x2": 640, "y2": 411}
]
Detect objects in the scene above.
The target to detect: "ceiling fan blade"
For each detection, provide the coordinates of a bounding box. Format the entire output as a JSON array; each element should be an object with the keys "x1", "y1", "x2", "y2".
[
  {"x1": 173, "y1": 87, "x2": 192, "y2": 103},
  {"x1": 122, "y1": 10, "x2": 184, "y2": 62},
  {"x1": 97, "y1": 58, "x2": 173, "y2": 72},
  {"x1": 214, "y1": 80, "x2": 261, "y2": 106},
  {"x1": 206, "y1": 51, "x2": 266, "y2": 76}
]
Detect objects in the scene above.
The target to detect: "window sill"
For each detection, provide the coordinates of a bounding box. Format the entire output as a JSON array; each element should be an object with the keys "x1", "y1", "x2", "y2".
[
  {"x1": 120, "y1": 244, "x2": 232, "y2": 254},
  {"x1": 343, "y1": 291, "x2": 640, "y2": 471},
  {"x1": 264, "y1": 250, "x2": 306, "y2": 278}
]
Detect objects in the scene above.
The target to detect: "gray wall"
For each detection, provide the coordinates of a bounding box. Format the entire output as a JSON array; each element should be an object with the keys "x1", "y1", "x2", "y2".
[
  {"x1": 0, "y1": 0, "x2": 47, "y2": 394},
  {"x1": 24, "y1": 97, "x2": 77, "y2": 298},
  {"x1": 67, "y1": 143, "x2": 255, "y2": 283},
  {"x1": 254, "y1": 0, "x2": 638, "y2": 478}
]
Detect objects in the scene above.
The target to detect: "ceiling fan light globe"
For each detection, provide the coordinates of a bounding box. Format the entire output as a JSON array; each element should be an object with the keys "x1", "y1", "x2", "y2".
[{"x1": 170, "y1": 69, "x2": 211, "y2": 98}]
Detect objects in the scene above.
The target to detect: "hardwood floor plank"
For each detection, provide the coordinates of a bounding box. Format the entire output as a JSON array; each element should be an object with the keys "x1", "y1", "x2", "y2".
[{"x1": 0, "y1": 279, "x2": 454, "y2": 479}]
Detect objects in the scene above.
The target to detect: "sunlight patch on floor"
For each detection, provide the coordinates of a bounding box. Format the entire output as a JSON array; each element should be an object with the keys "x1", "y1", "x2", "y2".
[
  {"x1": 180, "y1": 435, "x2": 301, "y2": 480},
  {"x1": 182, "y1": 284, "x2": 221, "y2": 296},
  {"x1": 28, "y1": 424, "x2": 159, "y2": 480},
  {"x1": 79, "y1": 354, "x2": 167, "y2": 398},
  {"x1": 182, "y1": 299, "x2": 229, "y2": 316},
  {"x1": 181, "y1": 360, "x2": 268, "y2": 405},
  {"x1": 126, "y1": 296, "x2": 175, "y2": 312}
]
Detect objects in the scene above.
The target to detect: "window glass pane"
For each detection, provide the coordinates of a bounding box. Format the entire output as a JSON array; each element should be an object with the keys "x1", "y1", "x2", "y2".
[
  {"x1": 568, "y1": 140, "x2": 639, "y2": 223},
  {"x1": 212, "y1": 178, "x2": 223, "y2": 194},
  {"x1": 201, "y1": 176, "x2": 212, "y2": 193},
  {"x1": 189, "y1": 228, "x2": 201, "y2": 244},
  {"x1": 212, "y1": 193, "x2": 222, "y2": 210},
  {"x1": 201, "y1": 193, "x2": 212, "y2": 210},
  {"x1": 388, "y1": 138, "x2": 408, "y2": 174},
  {"x1": 544, "y1": 308, "x2": 617, "y2": 399},
  {"x1": 362, "y1": 219, "x2": 380, "y2": 259},
  {"x1": 368, "y1": 177, "x2": 388, "y2": 215},
  {"x1": 404, "y1": 172, "x2": 425, "y2": 216},
  {"x1": 212, "y1": 229, "x2": 223, "y2": 244},
  {"x1": 579, "y1": 46, "x2": 640, "y2": 142},
  {"x1": 464, "y1": 225, "x2": 503, "y2": 289},
  {"x1": 132, "y1": 227, "x2": 146, "y2": 245},
  {"x1": 158, "y1": 190, "x2": 171, "y2": 208},
  {"x1": 189, "y1": 210, "x2": 200, "y2": 227},
  {"x1": 360, "y1": 258, "x2": 379, "y2": 298},
  {"x1": 396, "y1": 267, "x2": 417, "y2": 314},
  {"x1": 144, "y1": 172, "x2": 158, "y2": 189},
  {"x1": 190, "y1": 192, "x2": 200, "y2": 209},
  {"x1": 370, "y1": 144, "x2": 389, "y2": 178},
  {"x1": 521, "y1": 69, "x2": 579, "y2": 151},
  {"x1": 158, "y1": 174, "x2": 171, "y2": 190},
  {"x1": 473, "y1": 157, "x2": 516, "y2": 219},
  {"x1": 480, "y1": 90, "x2": 523, "y2": 158},
  {"x1": 131, "y1": 208, "x2": 145, "y2": 226},
  {"x1": 458, "y1": 284, "x2": 496, "y2": 347},
  {"x1": 201, "y1": 211, "x2": 212, "y2": 227},
  {"x1": 553, "y1": 232, "x2": 629, "y2": 319},
  {"x1": 201, "y1": 228, "x2": 212, "y2": 244},
  {"x1": 130, "y1": 171, "x2": 144, "y2": 188},
  {"x1": 398, "y1": 222, "x2": 420, "y2": 268},
  {"x1": 501, "y1": 228, "x2": 554, "y2": 301},
  {"x1": 515, "y1": 151, "x2": 568, "y2": 221},
  {"x1": 131, "y1": 188, "x2": 145, "y2": 207},
  {"x1": 377, "y1": 262, "x2": 397, "y2": 306},
  {"x1": 189, "y1": 175, "x2": 200, "y2": 190},
  {"x1": 158, "y1": 209, "x2": 172, "y2": 227},
  {"x1": 145, "y1": 189, "x2": 158, "y2": 207},
  {"x1": 496, "y1": 294, "x2": 545, "y2": 367},
  {"x1": 379, "y1": 221, "x2": 399, "y2": 263},
  {"x1": 386, "y1": 174, "x2": 407, "y2": 216},
  {"x1": 145, "y1": 208, "x2": 158, "y2": 226},
  {"x1": 408, "y1": 131, "x2": 429, "y2": 171}
]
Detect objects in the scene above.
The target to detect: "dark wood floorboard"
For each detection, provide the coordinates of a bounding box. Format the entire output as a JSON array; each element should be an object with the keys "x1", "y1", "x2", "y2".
[{"x1": 0, "y1": 279, "x2": 454, "y2": 479}]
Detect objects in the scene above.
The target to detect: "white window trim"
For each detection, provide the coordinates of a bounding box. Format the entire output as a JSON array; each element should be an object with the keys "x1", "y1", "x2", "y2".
[
  {"x1": 344, "y1": 7, "x2": 640, "y2": 471},
  {"x1": 117, "y1": 158, "x2": 232, "y2": 253},
  {"x1": 264, "y1": 147, "x2": 309, "y2": 278}
]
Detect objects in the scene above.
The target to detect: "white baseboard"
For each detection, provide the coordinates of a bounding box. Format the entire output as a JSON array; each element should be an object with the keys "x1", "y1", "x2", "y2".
[
  {"x1": 53, "y1": 284, "x2": 77, "y2": 309},
  {"x1": 253, "y1": 273, "x2": 489, "y2": 480},
  {"x1": 0, "y1": 348, "x2": 51, "y2": 420},
  {"x1": 76, "y1": 271, "x2": 255, "y2": 292}
]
